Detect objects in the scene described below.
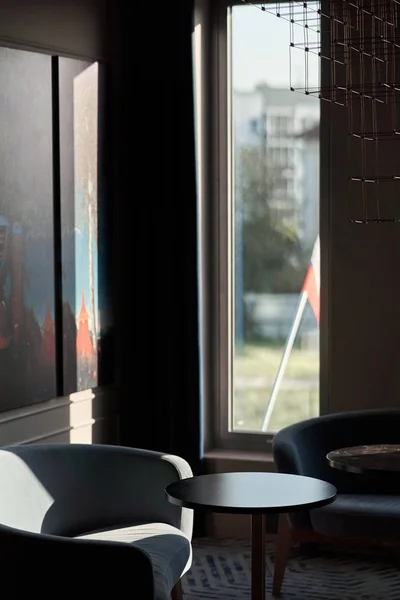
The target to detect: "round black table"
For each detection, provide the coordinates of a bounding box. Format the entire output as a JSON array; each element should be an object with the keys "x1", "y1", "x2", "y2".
[
  {"x1": 166, "y1": 472, "x2": 336, "y2": 600},
  {"x1": 327, "y1": 444, "x2": 400, "y2": 474}
]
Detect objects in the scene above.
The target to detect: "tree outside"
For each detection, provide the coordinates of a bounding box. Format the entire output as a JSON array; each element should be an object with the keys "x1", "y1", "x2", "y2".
[{"x1": 235, "y1": 144, "x2": 309, "y2": 340}]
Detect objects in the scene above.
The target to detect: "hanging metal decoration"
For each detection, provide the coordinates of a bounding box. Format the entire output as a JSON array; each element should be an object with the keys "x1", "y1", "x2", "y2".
[{"x1": 241, "y1": 0, "x2": 400, "y2": 223}]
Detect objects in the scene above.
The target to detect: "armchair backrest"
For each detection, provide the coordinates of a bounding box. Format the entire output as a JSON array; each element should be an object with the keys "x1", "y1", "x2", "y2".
[
  {"x1": 0, "y1": 444, "x2": 189, "y2": 537},
  {"x1": 273, "y1": 409, "x2": 400, "y2": 494}
]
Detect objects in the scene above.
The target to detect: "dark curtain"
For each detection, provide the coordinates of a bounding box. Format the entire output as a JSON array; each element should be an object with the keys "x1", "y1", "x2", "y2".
[{"x1": 112, "y1": 1, "x2": 202, "y2": 473}]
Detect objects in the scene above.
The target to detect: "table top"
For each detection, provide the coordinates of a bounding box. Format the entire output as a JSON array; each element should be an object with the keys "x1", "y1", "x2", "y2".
[
  {"x1": 165, "y1": 472, "x2": 337, "y2": 514},
  {"x1": 327, "y1": 444, "x2": 400, "y2": 474}
]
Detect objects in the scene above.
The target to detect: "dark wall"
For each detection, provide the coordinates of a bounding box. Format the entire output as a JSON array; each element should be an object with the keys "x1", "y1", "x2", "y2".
[
  {"x1": 0, "y1": 0, "x2": 109, "y2": 60},
  {"x1": 321, "y1": 100, "x2": 400, "y2": 414}
]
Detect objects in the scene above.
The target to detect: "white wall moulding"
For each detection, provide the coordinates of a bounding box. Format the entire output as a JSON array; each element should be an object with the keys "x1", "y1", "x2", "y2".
[
  {"x1": 0, "y1": 386, "x2": 117, "y2": 446},
  {"x1": 26, "y1": 416, "x2": 119, "y2": 445}
]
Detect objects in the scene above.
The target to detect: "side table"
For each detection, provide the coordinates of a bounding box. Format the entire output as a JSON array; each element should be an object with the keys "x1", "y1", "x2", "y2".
[
  {"x1": 166, "y1": 471, "x2": 336, "y2": 600},
  {"x1": 327, "y1": 444, "x2": 400, "y2": 474}
]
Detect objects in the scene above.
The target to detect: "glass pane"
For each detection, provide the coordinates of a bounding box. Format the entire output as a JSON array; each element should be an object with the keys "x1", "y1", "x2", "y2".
[{"x1": 231, "y1": 3, "x2": 320, "y2": 433}]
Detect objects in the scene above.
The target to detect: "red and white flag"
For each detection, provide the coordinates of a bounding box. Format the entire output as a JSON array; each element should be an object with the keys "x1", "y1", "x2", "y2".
[{"x1": 302, "y1": 236, "x2": 320, "y2": 325}]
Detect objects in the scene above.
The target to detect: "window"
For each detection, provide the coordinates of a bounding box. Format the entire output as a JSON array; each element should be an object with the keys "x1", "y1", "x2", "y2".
[
  {"x1": 270, "y1": 115, "x2": 293, "y2": 137},
  {"x1": 197, "y1": 0, "x2": 322, "y2": 450},
  {"x1": 231, "y1": 2, "x2": 320, "y2": 442}
]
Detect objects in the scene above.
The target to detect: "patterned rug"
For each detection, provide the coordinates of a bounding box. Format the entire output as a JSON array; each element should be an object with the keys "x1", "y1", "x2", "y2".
[{"x1": 182, "y1": 538, "x2": 400, "y2": 600}]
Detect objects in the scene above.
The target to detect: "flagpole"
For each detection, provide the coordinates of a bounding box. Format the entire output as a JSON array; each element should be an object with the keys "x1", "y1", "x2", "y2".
[{"x1": 260, "y1": 290, "x2": 309, "y2": 433}]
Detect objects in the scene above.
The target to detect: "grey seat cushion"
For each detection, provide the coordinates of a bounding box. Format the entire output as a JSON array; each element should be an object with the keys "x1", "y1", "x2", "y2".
[
  {"x1": 310, "y1": 494, "x2": 400, "y2": 542},
  {"x1": 76, "y1": 522, "x2": 192, "y2": 600}
]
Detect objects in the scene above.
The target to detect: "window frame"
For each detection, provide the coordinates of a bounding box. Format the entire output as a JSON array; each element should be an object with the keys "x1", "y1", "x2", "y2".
[{"x1": 199, "y1": 0, "x2": 330, "y2": 453}]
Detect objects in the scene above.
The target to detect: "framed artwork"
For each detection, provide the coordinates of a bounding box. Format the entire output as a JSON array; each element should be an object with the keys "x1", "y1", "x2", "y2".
[
  {"x1": 59, "y1": 57, "x2": 113, "y2": 394},
  {"x1": 0, "y1": 47, "x2": 56, "y2": 410}
]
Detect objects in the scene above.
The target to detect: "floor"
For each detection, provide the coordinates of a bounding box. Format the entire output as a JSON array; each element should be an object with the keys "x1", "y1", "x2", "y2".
[{"x1": 182, "y1": 538, "x2": 400, "y2": 599}]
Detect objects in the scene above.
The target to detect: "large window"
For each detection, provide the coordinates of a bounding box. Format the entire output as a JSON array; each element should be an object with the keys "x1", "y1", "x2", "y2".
[
  {"x1": 197, "y1": 1, "x2": 322, "y2": 449},
  {"x1": 231, "y1": 2, "x2": 320, "y2": 437}
]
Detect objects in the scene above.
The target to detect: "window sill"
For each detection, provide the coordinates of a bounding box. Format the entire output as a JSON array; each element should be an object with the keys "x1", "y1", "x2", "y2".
[{"x1": 204, "y1": 448, "x2": 275, "y2": 464}]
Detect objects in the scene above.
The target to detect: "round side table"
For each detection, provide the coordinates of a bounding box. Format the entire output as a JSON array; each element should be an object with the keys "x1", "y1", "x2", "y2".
[
  {"x1": 327, "y1": 444, "x2": 400, "y2": 474},
  {"x1": 166, "y1": 471, "x2": 336, "y2": 600}
]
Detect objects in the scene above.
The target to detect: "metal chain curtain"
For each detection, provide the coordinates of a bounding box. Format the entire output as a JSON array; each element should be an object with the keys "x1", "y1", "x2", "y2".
[{"x1": 241, "y1": 0, "x2": 400, "y2": 223}]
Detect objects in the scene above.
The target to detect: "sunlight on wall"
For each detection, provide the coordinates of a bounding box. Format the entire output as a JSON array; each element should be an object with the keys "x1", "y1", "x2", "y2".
[{"x1": 68, "y1": 388, "x2": 94, "y2": 443}]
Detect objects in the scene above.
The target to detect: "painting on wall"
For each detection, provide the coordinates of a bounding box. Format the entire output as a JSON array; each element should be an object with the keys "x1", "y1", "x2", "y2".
[
  {"x1": 0, "y1": 47, "x2": 56, "y2": 410},
  {"x1": 59, "y1": 57, "x2": 113, "y2": 394}
]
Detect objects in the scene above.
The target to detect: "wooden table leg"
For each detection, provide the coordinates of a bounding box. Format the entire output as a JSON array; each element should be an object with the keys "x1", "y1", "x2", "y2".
[
  {"x1": 251, "y1": 513, "x2": 266, "y2": 600},
  {"x1": 272, "y1": 513, "x2": 292, "y2": 597}
]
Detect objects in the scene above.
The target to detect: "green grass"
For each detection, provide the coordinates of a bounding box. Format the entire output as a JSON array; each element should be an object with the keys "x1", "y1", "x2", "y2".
[{"x1": 233, "y1": 343, "x2": 319, "y2": 433}]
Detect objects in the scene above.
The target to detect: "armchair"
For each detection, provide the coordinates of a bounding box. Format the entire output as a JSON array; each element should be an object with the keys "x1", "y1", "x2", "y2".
[
  {"x1": 272, "y1": 409, "x2": 400, "y2": 595},
  {"x1": 0, "y1": 443, "x2": 193, "y2": 599}
]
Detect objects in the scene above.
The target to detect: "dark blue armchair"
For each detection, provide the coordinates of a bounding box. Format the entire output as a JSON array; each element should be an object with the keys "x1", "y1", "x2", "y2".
[
  {"x1": 271, "y1": 409, "x2": 400, "y2": 595},
  {"x1": 0, "y1": 443, "x2": 193, "y2": 599}
]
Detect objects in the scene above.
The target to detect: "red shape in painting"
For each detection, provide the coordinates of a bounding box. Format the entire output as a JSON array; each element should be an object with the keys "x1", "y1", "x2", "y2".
[{"x1": 76, "y1": 291, "x2": 95, "y2": 358}]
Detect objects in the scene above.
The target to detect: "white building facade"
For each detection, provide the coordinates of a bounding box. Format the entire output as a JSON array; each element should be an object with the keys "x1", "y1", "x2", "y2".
[{"x1": 234, "y1": 84, "x2": 320, "y2": 249}]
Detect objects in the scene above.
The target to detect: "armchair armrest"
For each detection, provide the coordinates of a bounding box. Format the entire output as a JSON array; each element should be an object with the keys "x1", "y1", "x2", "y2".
[
  {"x1": 126, "y1": 448, "x2": 194, "y2": 540},
  {"x1": 0, "y1": 525, "x2": 155, "y2": 599}
]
